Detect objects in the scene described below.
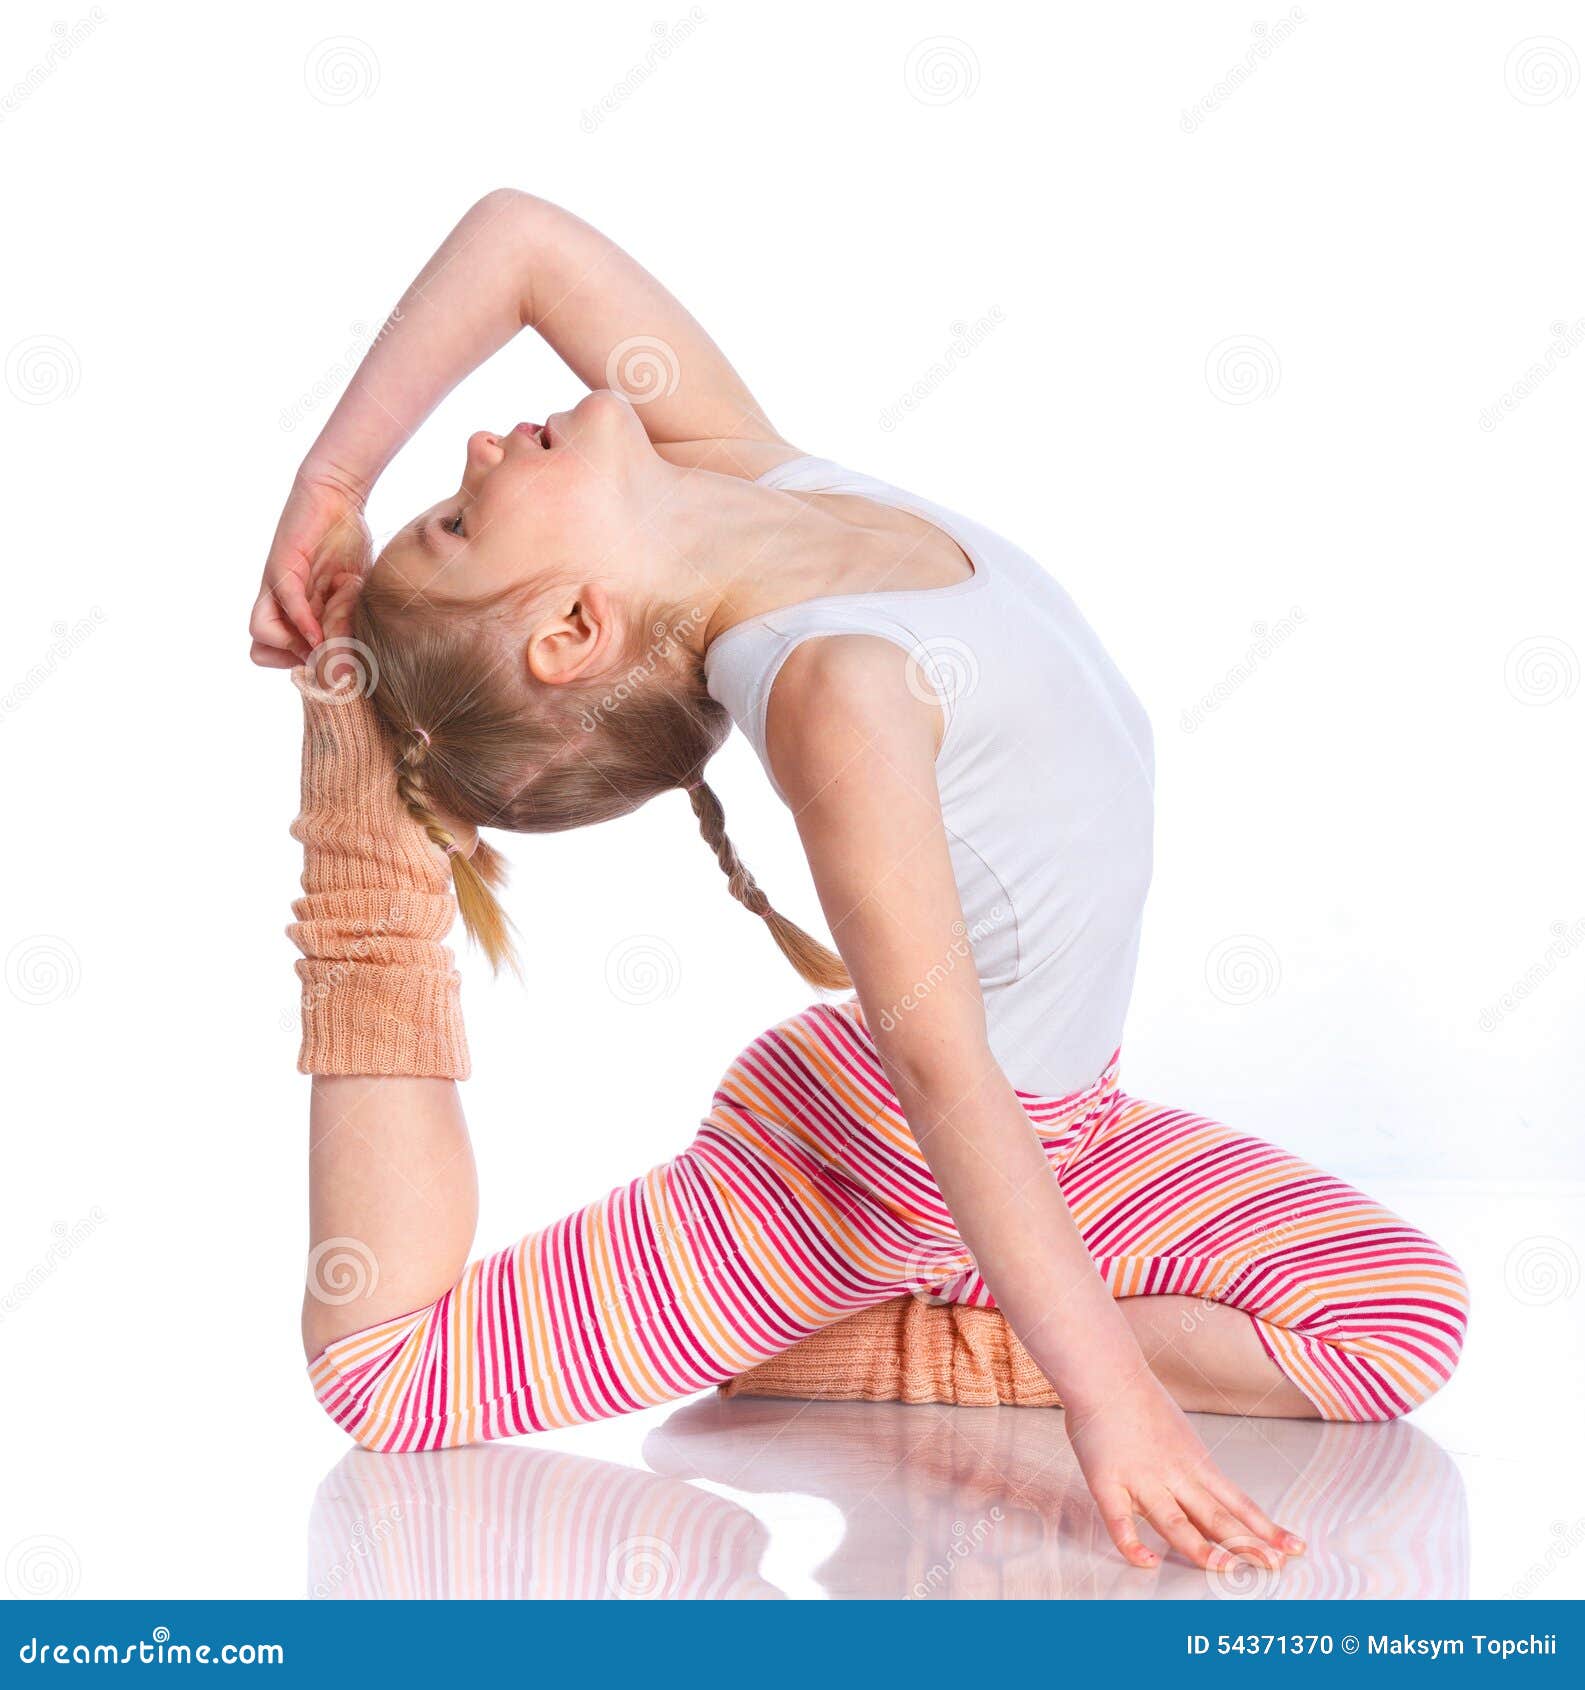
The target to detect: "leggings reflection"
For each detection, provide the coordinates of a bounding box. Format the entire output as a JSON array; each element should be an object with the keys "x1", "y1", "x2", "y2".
[{"x1": 309, "y1": 1402, "x2": 1466, "y2": 1600}]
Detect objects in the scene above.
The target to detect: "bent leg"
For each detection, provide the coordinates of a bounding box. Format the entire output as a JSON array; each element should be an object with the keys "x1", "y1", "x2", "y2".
[
  {"x1": 1116, "y1": 1293, "x2": 1315, "y2": 1417},
  {"x1": 724, "y1": 1290, "x2": 1313, "y2": 1416},
  {"x1": 310, "y1": 1002, "x2": 981, "y2": 1450},
  {"x1": 1063, "y1": 1095, "x2": 1470, "y2": 1420},
  {"x1": 727, "y1": 1089, "x2": 1470, "y2": 1424},
  {"x1": 311, "y1": 1145, "x2": 819, "y2": 1449}
]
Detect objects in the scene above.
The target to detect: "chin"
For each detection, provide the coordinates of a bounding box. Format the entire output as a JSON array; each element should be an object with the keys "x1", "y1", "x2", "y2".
[{"x1": 590, "y1": 386, "x2": 651, "y2": 434}]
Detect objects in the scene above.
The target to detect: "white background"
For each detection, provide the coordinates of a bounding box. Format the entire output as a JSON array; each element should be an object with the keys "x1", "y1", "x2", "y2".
[{"x1": 1, "y1": 0, "x2": 1581, "y2": 1600}]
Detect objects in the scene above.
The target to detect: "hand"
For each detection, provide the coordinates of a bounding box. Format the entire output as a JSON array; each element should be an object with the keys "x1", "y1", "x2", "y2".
[
  {"x1": 250, "y1": 470, "x2": 367, "y2": 668},
  {"x1": 1066, "y1": 1375, "x2": 1305, "y2": 1572}
]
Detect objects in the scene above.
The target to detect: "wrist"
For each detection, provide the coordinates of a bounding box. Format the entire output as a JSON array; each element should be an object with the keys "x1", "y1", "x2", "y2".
[
  {"x1": 1062, "y1": 1359, "x2": 1168, "y2": 1421},
  {"x1": 296, "y1": 452, "x2": 373, "y2": 508},
  {"x1": 1030, "y1": 1299, "x2": 1157, "y2": 1418}
]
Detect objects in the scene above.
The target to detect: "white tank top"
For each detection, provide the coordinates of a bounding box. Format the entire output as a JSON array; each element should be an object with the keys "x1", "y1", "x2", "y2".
[{"x1": 704, "y1": 455, "x2": 1155, "y2": 1097}]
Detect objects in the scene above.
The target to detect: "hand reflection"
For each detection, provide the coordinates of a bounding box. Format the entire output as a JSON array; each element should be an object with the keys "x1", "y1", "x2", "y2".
[{"x1": 645, "y1": 1399, "x2": 1469, "y2": 1600}]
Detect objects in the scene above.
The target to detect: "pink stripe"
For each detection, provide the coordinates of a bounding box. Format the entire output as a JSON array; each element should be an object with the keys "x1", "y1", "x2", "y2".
[{"x1": 308, "y1": 1008, "x2": 1467, "y2": 1447}]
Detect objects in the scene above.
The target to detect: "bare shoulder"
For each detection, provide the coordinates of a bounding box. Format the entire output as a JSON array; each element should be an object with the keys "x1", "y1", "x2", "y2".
[{"x1": 765, "y1": 635, "x2": 945, "y2": 800}]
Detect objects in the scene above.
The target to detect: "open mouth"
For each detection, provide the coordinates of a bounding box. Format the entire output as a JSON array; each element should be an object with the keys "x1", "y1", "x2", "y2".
[{"x1": 513, "y1": 420, "x2": 552, "y2": 449}]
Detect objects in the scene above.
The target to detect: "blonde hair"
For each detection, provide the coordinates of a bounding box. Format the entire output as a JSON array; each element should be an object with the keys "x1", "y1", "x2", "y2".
[{"x1": 336, "y1": 529, "x2": 849, "y2": 992}]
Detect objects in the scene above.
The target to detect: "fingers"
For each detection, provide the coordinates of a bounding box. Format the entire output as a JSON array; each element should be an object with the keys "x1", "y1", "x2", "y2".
[
  {"x1": 274, "y1": 574, "x2": 324, "y2": 650},
  {"x1": 1181, "y1": 1484, "x2": 1283, "y2": 1571},
  {"x1": 1138, "y1": 1490, "x2": 1228, "y2": 1572},
  {"x1": 1140, "y1": 1484, "x2": 1288, "y2": 1574},
  {"x1": 1203, "y1": 1469, "x2": 1306, "y2": 1557},
  {"x1": 250, "y1": 640, "x2": 300, "y2": 670},
  {"x1": 1093, "y1": 1483, "x2": 1160, "y2": 1570},
  {"x1": 250, "y1": 592, "x2": 312, "y2": 665},
  {"x1": 1096, "y1": 1478, "x2": 1287, "y2": 1574}
]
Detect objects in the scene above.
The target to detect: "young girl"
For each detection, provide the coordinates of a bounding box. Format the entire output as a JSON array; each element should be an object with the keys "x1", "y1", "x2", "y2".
[{"x1": 253, "y1": 190, "x2": 1468, "y2": 1575}]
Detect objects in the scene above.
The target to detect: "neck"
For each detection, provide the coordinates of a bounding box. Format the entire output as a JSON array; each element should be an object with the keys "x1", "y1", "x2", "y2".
[{"x1": 641, "y1": 461, "x2": 878, "y2": 654}]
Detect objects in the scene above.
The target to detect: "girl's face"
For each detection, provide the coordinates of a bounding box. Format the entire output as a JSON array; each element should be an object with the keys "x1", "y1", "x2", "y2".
[{"x1": 377, "y1": 388, "x2": 656, "y2": 602}]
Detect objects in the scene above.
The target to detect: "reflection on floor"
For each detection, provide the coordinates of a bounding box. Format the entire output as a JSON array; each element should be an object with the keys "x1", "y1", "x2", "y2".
[{"x1": 308, "y1": 1399, "x2": 1467, "y2": 1600}]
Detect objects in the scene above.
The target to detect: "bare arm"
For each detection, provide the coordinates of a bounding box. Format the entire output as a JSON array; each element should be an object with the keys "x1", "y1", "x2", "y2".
[
  {"x1": 303, "y1": 1076, "x2": 477, "y2": 1359},
  {"x1": 766, "y1": 636, "x2": 1293, "y2": 1572},
  {"x1": 302, "y1": 187, "x2": 783, "y2": 499},
  {"x1": 765, "y1": 638, "x2": 1148, "y2": 1409},
  {"x1": 254, "y1": 189, "x2": 785, "y2": 663},
  {"x1": 287, "y1": 664, "x2": 482, "y2": 1359}
]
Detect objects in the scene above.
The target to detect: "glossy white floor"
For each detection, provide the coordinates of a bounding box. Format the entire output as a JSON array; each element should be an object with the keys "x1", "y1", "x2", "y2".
[
  {"x1": 301, "y1": 1185, "x2": 1585, "y2": 1601},
  {"x1": 5, "y1": 1185, "x2": 1579, "y2": 1602}
]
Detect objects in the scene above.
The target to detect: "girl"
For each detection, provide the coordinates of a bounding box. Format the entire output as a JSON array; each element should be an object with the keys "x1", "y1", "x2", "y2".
[{"x1": 254, "y1": 190, "x2": 1467, "y2": 1574}]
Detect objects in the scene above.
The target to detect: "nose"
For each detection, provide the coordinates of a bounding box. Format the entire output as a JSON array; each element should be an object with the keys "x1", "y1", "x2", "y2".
[{"x1": 462, "y1": 431, "x2": 503, "y2": 491}]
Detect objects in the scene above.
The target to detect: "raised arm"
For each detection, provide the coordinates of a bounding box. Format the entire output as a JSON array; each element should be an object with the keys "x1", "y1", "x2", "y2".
[
  {"x1": 765, "y1": 636, "x2": 1295, "y2": 1574},
  {"x1": 253, "y1": 189, "x2": 783, "y2": 664},
  {"x1": 304, "y1": 188, "x2": 780, "y2": 493},
  {"x1": 287, "y1": 664, "x2": 482, "y2": 1357}
]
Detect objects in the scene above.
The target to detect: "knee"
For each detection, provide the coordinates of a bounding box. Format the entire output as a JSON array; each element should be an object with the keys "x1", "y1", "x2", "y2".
[
  {"x1": 1378, "y1": 1238, "x2": 1471, "y2": 1419},
  {"x1": 305, "y1": 1305, "x2": 432, "y2": 1452},
  {"x1": 307, "y1": 1338, "x2": 372, "y2": 1447}
]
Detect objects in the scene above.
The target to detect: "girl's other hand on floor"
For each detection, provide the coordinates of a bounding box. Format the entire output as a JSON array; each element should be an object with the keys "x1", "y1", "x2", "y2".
[
  {"x1": 251, "y1": 471, "x2": 368, "y2": 668},
  {"x1": 1066, "y1": 1374, "x2": 1306, "y2": 1572}
]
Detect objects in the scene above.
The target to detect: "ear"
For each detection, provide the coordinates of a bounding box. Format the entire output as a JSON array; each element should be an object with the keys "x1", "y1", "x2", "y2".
[
  {"x1": 319, "y1": 572, "x2": 365, "y2": 643},
  {"x1": 524, "y1": 583, "x2": 616, "y2": 686}
]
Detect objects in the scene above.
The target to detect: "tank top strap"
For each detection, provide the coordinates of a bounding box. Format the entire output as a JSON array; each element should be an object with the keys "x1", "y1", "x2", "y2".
[
  {"x1": 706, "y1": 456, "x2": 989, "y2": 798},
  {"x1": 753, "y1": 453, "x2": 866, "y2": 493}
]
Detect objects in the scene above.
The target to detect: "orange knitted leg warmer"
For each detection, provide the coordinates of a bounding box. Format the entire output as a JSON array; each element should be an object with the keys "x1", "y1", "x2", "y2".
[
  {"x1": 287, "y1": 670, "x2": 470, "y2": 1079},
  {"x1": 720, "y1": 1297, "x2": 1062, "y2": 1408}
]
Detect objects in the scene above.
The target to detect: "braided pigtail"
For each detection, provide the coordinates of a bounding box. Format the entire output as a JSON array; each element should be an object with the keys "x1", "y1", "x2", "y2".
[
  {"x1": 687, "y1": 780, "x2": 851, "y2": 992},
  {"x1": 394, "y1": 736, "x2": 520, "y2": 978},
  {"x1": 351, "y1": 563, "x2": 839, "y2": 992}
]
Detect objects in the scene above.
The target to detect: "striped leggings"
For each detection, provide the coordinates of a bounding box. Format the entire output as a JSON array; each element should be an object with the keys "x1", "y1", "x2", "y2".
[{"x1": 311, "y1": 1002, "x2": 1469, "y2": 1451}]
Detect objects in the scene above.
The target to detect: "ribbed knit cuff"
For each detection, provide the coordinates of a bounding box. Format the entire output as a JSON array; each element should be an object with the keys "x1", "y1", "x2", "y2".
[
  {"x1": 720, "y1": 1297, "x2": 1062, "y2": 1407},
  {"x1": 295, "y1": 957, "x2": 470, "y2": 1080},
  {"x1": 287, "y1": 668, "x2": 471, "y2": 1081}
]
